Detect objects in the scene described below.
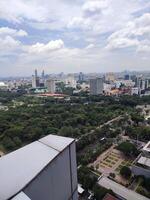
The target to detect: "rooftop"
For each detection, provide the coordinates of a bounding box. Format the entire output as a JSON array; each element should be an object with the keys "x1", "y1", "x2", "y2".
[
  {"x1": 137, "y1": 156, "x2": 150, "y2": 168},
  {"x1": 143, "y1": 141, "x2": 150, "y2": 152},
  {"x1": 98, "y1": 176, "x2": 149, "y2": 200},
  {"x1": 0, "y1": 135, "x2": 74, "y2": 200},
  {"x1": 103, "y1": 193, "x2": 119, "y2": 200},
  {"x1": 12, "y1": 192, "x2": 31, "y2": 200},
  {"x1": 0, "y1": 82, "x2": 7, "y2": 87}
]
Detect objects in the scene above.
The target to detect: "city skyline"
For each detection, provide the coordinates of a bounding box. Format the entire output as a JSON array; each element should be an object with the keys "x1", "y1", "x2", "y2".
[{"x1": 0, "y1": 0, "x2": 150, "y2": 76}]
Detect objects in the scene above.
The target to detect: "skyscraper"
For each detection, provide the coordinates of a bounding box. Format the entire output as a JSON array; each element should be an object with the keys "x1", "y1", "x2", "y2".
[
  {"x1": 78, "y1": 72, "x2": 84, "y2": 83},
  {"x1": 41, "y1": 70, "x2": 45, "y2": 79},
  {"x1": 90, "y1": 78, "x2": 104, "y2": 95},
  {"x1": 32, "y1": 69, "x2": 40, "y2": 88},
  {"x1": 35, "y1": 69, "x2": 38, "y2": 78}
]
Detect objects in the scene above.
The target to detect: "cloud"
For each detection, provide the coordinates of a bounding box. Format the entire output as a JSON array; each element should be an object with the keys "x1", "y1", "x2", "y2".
[
  {"x1": 106, "y1": 38, "x2": 139, "y2": 50},
  {"x1": 27, "y1": 39, "x2": 64, "y2": 53},
  {"x1": 0, "y1": 0, "x2": 150, "y2": 76},
  {"x1": 106, "y1": 13, "x2": 150, "y2": 51},
  {"x1": 0, "y1": 36, "x2": 21, "y2": 54},
  {"x1": 82, "y1": 0, "x2": 108, "y2": 15},
  {"x1": 0, "y1": 27, "x2": 28, "y2": 37},
  {"x1": 85, "y1": 44, "x2": 95, "y2": 49},
  {"x1": 0, "y1": 0, "x2": 48, "y2": 23}
]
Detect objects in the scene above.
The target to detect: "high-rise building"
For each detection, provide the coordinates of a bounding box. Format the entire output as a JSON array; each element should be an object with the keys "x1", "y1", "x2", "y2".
[
  {"x1": 32, "y1": 69, "x2": 40, "y2": 88},
  {"x1": 78, "y1": 72, "x2": 84, "y2": 83},
  {"x1": 90, "y1": 78, "x2": 104, "y2": 95},
  {"x1": 45, "y1": 79, "x2": 56, "y2": 93},
  {"x1": 41, "y1": 70, "x2": 45, "y2": 79},
  {"x1": 0, "y1": 135, "x2": 78, "y2": 200},
  {"x1": 145, "y1": 79, "x2": 149, "y2": 89},
  {"x1": 32, "y1": 76, "x2": 40, "y2": 88},
  {"x1": 35, "y1": 69, "x2": 38, "y2": 78}
]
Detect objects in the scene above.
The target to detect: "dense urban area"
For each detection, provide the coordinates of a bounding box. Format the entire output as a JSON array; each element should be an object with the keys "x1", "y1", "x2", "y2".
[{"x1": 0, "y1": 71, "x2": 150, "y2": 200}]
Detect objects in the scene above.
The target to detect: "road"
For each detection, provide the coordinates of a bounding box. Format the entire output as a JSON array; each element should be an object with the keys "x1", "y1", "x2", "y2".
[{"x1": 77, "y1": 115, "x2": 125, "y2": 142}]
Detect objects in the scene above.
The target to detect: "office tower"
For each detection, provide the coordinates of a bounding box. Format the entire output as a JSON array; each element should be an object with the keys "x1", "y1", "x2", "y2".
[
  {"x1": 141, "y1": 80, "x2": 146, "y2": 90},
  {"x1": 78, "y1": 72, "x2": 84, "y2": 83},
  {"x1": 45, "y1": 79, "x2": 56, "y2": 93},
  {"x1": 145, "y1": 79, "x2": 149, "y2": 89},
  {"x1": 41, "y1": 70, "x2": 45, "y2": 79},
  {"x1": 90, "y1": 78, "x2": 104, "y2": 95},
  {"x1": 0, "y1": 135, "x2": 78, "y2": 200},
  {"x1": 32, "y1": 75, "x2": 40, "y2": 88},
  {"x1": 35, "y1": 69, "x2": 38, "y2": 77},
  {"x1": 32, "y1": 69, "x2": 40, "y2": 88}
]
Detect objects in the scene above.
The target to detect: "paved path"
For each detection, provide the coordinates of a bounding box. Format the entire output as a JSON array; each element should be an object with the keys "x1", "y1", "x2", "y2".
[{"x1": 78, "y1": 115, "x2": 124, "y2": 142}]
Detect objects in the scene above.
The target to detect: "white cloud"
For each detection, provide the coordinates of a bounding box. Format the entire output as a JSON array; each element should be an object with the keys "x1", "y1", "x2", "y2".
[
  {"x1": 82, "y1": 0, "x2": 108, "y2": 14},
  {"x1": 0, "y1": 36, "x2": 21, "y2": 53},
  {"x1": 0, "y1": 0, "x2": 48, "y2": 23},
  {"x1": 106, "y1": 38, "x2": 139, "y2": 50},
  {"x1": 27, "y1": 39, "x2": 64, "y2": 53},
  {"x1": 85, "y1": 44, "x2": 95, "y2": 49},
  {"x1": 0, "y1": 27, "x2": 28, "y2": 37},
  {"x1": 106, "y1": 13, "x2": 150, "y2": 51}
]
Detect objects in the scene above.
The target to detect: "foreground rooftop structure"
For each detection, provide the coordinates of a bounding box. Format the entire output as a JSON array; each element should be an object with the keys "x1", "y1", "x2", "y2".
[{"x1": 0, "y1": 135, "x2": 78, "y2": 200}]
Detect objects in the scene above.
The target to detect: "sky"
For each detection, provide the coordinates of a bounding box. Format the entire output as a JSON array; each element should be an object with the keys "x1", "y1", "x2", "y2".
[{"x1": 0, "y1": 0, "x2": 150, "y2": 76}]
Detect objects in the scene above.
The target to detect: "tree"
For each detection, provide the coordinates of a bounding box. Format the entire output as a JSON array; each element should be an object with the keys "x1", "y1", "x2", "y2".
[
  {"x1": 144, "y1": 178, "x2": 150, "y2": 191},
  {"x1": 78, "y1": 167, "x2": 97, "y2": 190},
  {"x1": 117, "y1": 141, "x2": 138, "y2": 157},
  {"x1": 93, "y1": 184, "x2": 114, "y2": 200},
  {"x1": 120, "y1": 166, "x2": 131, "y2": 179}
]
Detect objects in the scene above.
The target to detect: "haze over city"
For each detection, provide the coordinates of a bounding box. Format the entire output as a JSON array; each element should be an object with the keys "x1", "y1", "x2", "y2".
[{"x1": 0, "y1": 0, "x2": 150, "y2": 76}]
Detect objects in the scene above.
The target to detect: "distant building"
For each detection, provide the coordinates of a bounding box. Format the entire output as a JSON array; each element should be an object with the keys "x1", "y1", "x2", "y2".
[
  {"x1": 131, "y1": 87, "x2": 139, "y2": 95},
  {"x1": 78, "y1": 72, "x2": 84, "y2": 83},
  {"x1": 0, "y1": 134, "x2": 78, "y2": 200},
  {"x1": 145, "y1": 79, "x2": 149, "y2": 90},
  {"x1": 45, "y1": 79, "x2": 56, "y2": 93},
  {"x1": 41, "y1": 70, "x2": 45, "y2": 79},
  {"x1": 32, "y1": 69, "x2": 40, "y2": 88},
  {"x1": 29, "y1": 87, "x2": 47, "y2": 94},
  {"x1": 132, "y1": 141, "x2": 150, "y2": 178},
  {"x1": 32, "y1": 76, "x2": 40, "y2": 88},
  {"x1": 90, "y1": 78, "x2": 104, "y2": 95},
  {"x1": 105, "y1": 73, "x2": 115, "y2": 82},
  {"x1": 124, "y1": 74, "x2": 130, "y2": 80},
  {"x1": 65, "y1": 74, "x2": 77, "y2": 88},
  {"x1": 35, "y1": 69, "x2": 38, "y2": 77}
]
